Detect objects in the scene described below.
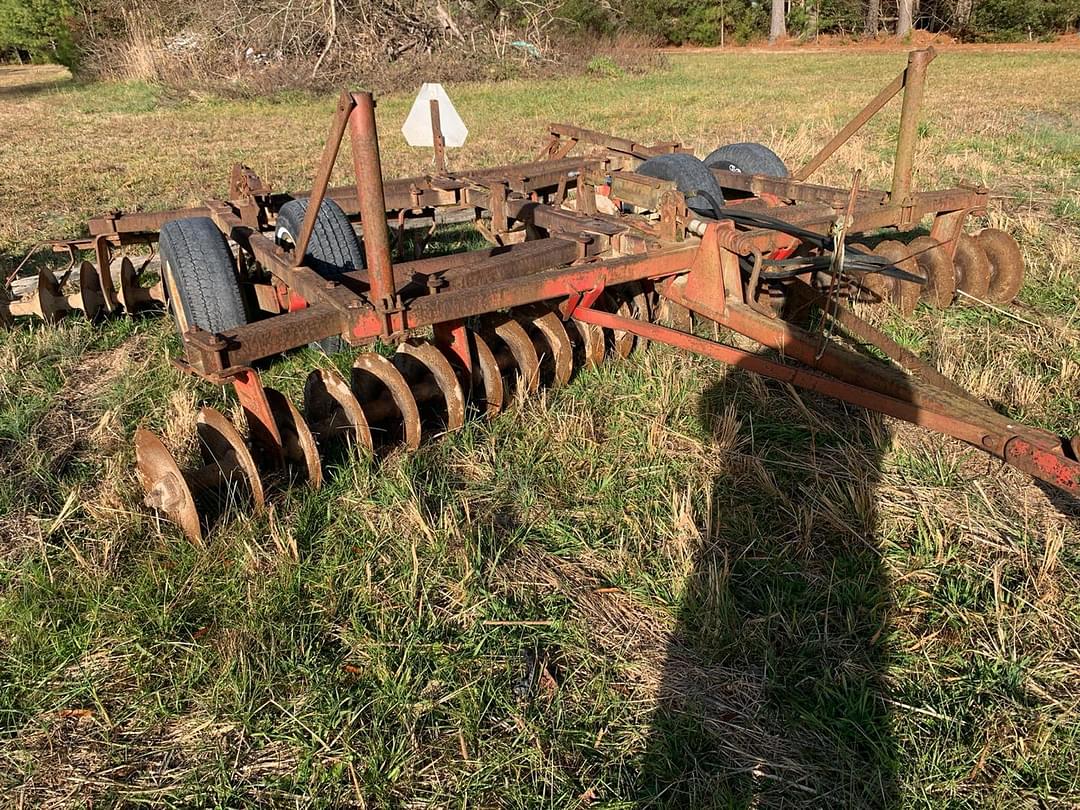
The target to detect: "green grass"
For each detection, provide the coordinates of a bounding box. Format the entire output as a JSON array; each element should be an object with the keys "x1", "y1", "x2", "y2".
[{"x1": 1, "y1": 51, "x2": 1080, "y2": 807}]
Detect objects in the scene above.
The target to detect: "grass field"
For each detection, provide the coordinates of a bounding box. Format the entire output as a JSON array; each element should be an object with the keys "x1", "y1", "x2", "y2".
[{"x1": 1, "y1": 49, "x2": 1079, "y2": 808}]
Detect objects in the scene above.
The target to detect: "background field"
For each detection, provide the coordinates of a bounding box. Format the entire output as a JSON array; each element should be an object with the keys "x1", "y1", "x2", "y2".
[{"x1": 1, "y1": 50, "x2": 1079, "y2": 807}]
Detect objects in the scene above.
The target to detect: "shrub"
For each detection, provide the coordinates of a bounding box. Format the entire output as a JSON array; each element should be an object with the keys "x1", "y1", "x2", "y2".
[
  {"x1": 0, "y1": 0, "x2": 77, "y2": 66},
  {"x1": 969, "y1": 0, "x2": 1080, "y2": 41},
  {"x1": 587, "y1": 54, "x2": 623, "y2": 77}
]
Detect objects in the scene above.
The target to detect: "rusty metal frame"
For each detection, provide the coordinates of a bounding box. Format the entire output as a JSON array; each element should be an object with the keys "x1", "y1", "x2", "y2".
[{"x1": 23, "y1": 49, "x2": 1077, "y2": 501}]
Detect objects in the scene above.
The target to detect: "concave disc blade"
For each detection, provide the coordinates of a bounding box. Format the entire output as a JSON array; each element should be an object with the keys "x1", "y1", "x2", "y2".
[
  {"x1": 135, "y1": 427, "x2": 203, "y2": 546},
  {"x1": 197, "y1": 406, "x2": 265, "y2": 512}
]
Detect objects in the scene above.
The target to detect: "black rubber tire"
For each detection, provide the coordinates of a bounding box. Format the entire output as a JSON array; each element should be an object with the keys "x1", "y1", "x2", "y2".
[
  {"x1": 275, "y1": 198, "x2": 365, "y2": 276},
  {"x1": 634, "y1": 153, "x2": 725, "y2": 216},
  {"x1": 159, "y1": 217, "x2": 247, "y2": 334},
  {"x1": 703, "y1": 142, "x2": 790, "y2": 177},
  {"x1": 275, "y1": 198, "x2": 364, "y2": 353}
]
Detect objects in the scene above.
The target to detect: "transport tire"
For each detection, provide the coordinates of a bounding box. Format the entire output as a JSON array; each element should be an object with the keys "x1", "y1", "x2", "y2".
[
  {"x1": 275, "y1": 198, "x2": 365, "y2": 277},
  {"x1": 275, "y1": 198, "x2": 365, "y2": 353},
  {"x1": 704, "y1": 142, "x2": 790, "y2": 177},
  {"x1": 159, "y1": 217, "x2": 247, "y2": 335},
  {"x1": 634, "y1": 153, "x2": 726, "y2": 216}
]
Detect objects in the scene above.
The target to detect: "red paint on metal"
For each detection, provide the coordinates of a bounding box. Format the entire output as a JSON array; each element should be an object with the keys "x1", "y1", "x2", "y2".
[
  {"x1": 572, "y1": 307, "x2": 1080, "y2": 496},
  {"x1": 434, "y1": 320, "x2": 473, "y2": 374},
  {"x1": 231, "y1": 367, "x2": 284, "y2": 469},
  {"x1": 275, "y1": 284, "x2": 309, "y2": 313},
  {"x1": 1004, "y1": 438, "x2": 1080, "y2": 496}
]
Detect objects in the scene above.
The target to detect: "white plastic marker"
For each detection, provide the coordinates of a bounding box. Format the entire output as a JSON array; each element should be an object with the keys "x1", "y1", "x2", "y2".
[{"x1": 401, "y1": 83, "x2": 468, "y2": 148}]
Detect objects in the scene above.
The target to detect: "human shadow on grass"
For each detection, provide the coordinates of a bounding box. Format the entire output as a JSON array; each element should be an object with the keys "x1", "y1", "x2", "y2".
[{"x1": 637, "y1": 367, "x2": 899, "y2": 807}]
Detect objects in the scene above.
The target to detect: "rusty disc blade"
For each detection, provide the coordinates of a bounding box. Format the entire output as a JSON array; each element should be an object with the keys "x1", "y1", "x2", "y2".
[
  {"x1": 624, "y1": 282, "x2": 651, "y2": 351},
  {"x1": 849, "y1": 243, "x2": 888, "y2": 305},
  {"x1": 526, "y1": 309, "x2": 573, "y2": 387},
  {"x1": 116, "y1": 256, "x2": 159, "y2": 313},
  {"x1": 906, "y1": 235, "x2": 954, "y2": 308},
  {"x1": 469, "y1": 331, "x2": 504, "y2": 418},
  {"x1": 197, "y1": 406, "x2": 265, "y2": 512},
  {"x1": 36, "y1": 269, "x2": 66, "y2": 323},
  {"x1": 607, "y1": 294, "x2": 636, "y2": 359},
  {"x1": 265, "y1": 388, "x2": 323, "y2": 488},
  {"x1": 304, "y1": 367, "x2": 373, "y2": 452},
  {"x1": 134, "y1": 427, "x2": 203, "y2": 546},
  {"x1": 77, "y1": 261, "x2": 106, "y2": 320},
  {"x1": 565, "y1": 316, "x2": 605, "y2": 369},
  {"x1": 873, "y1": 240, "x2": 921, "y2": 316},
  {"x1": 353, "y1": 352, "x2": 422, "y2": 451},
  {"x1": 977, "y1": 228, "x2": 1025, "y2": 304},
  {"x1": 116, "y1": 257, "x2": 138, "y2": 312},
  {"x1": 953, "y1": 232, "x2": 991, "y2": 301},
  {"x1": 398, "y1": 339, "x2": 466, "y2": 431},
  {"x1": 494, "y1": 317, "x2": 540, "y2": 394}
]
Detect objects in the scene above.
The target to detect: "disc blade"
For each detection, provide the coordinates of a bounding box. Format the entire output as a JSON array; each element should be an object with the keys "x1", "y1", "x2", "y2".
[
  {"x1": 566, "y1": 316, "x2": 605, "y2": 369},
  {"x1": 525, "y1": 309, "x2": 573, "y2": 387},
  {"x1": 977, "y1": 228, "x2": 1024, "y2": 304},
  {"x1": 469, "y1": 331, "x2": 504, "y2": 418},
  {"x1": 873, "y1": 240, "x2": 921, "y2": 316},
  {"x1": 197, "y1": 406, "x2": 266, "y2": 512},
  {"x1": 304, "y1": 367, "x2": 374, "y2": 452},
  {"x1": 77, "y1": 261, "x2": 106, "y2": 320},
  {"x1": 907, "y1": 236, "x2": 955, "y2": 308},
  {"x1": 953, "y1": 232, "x2": 991, "y2": 301},
  {"x1": 494, "y1": 317, "x2": 540, "y2": 394},
  {"x1": 353, "y1": 353, "x2": 422, "y2": 451},
  {"x1": 265, "y1": 388, "x2": 323, "y2": 488},
  {"x1": 397, "y1": 338, "x2": 466, "y2": 431},
  {"x1": 135, "y1": 427, "x2": 203, "y2": 545}
]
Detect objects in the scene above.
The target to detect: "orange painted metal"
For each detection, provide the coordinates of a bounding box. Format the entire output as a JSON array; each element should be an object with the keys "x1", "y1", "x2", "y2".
[
  {"x1": 231, "y1": 367, "x2": 284, "y2": 469},
  {"x1": 573, "y1": 306, "x2": 1080, "y2": 497}
]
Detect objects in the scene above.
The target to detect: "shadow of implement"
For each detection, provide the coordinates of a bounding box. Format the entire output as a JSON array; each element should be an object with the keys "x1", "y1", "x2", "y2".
[{"x1": 638, "y1": 365, "x2": 899, "y2": 807}]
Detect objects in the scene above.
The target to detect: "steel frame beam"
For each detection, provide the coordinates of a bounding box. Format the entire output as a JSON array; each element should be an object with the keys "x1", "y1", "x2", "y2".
[{"x1": 572, "y1": 306, "x2": 1080, "y2": 496}]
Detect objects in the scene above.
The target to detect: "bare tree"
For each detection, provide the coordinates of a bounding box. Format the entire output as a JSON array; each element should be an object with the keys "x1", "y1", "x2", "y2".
[
  {"x1": 769, "y1": 0, "x2": 786, "y2": 44},
  {"x1": 897, "y1": 0, "x2": 913, "y2": 36},
  {"x1": 865, "y1": 0, "x2": 881, "y2": 36},
  {"x1": 954, "y1": 0, "x2": 973, "y2": 30}
]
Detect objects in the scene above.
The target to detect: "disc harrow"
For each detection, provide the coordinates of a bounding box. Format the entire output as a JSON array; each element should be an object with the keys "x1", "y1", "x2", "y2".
[
  {"x1": 838, "y1": 226, "x2": 1023, "y2": 314},
  {"x1": 2, "y1": 257, "x2": 164, "y2": 326},
  {"x1": 134, "y1": 296, "x2": 643, "y2": 543},
  {"x1": 11, "y1": 48, "x2": 1077, "y2": 546}
]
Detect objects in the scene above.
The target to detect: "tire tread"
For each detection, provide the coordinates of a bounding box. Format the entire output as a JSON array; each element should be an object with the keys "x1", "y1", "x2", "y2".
[
  {"x1": 159, "y1": 217, "x2": 246, "y2": 333},
  {"x1": 634, "y1": 153, "x2": 726, "y2": 215},
  {"x1": 276, "y1": 198, "x2": 364, "y2": 277},
  {"x1": 704, "y1": 142, "x2": 790, "y2": 177}
]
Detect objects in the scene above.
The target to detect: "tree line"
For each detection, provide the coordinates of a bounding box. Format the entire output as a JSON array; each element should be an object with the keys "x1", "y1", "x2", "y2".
[
  {"x1": 2, "y1": 0, "x2": 1079, "y2": 68},
  {"x1": 592, "y1": 0, "x2": 1080, "y2": 45}
]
